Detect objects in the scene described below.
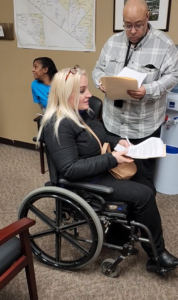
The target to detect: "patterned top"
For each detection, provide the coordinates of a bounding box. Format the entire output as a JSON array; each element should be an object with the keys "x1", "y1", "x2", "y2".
[{"x1": 92, "y1": 24, "x2": 178, "y2": 139}]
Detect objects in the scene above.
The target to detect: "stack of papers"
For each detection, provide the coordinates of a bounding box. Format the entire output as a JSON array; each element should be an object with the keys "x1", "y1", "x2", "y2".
[
  {"x1": 114, "y1": 137, "x2": 166, "y2": 159},
  {"x1": 101, "y1": 67, "x2": 147, "y2": 101}
]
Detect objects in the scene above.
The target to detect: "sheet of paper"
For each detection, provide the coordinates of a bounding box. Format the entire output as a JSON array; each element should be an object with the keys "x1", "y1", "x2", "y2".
[
  {"x1": 0, "y1": 25, "x2": 4, "y2": 37},
  {"x1": 114, "y1": 137, "x2": 166, "y2": 159},
  {"x1": 117, "y1": 67, "x2": 147, "y2": 88}
]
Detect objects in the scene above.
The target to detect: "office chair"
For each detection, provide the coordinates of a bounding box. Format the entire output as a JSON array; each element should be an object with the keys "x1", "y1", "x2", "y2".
[{"x1": 0, "y1": 218, "x2": 38, "y2": 299}]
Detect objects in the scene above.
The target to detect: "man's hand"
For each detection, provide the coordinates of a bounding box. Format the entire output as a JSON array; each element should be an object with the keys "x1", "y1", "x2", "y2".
[
  {"x1": 127, "y1": 85, "x2": 146, "y2": 100},
  {"x1": 98, "y1": 81, "x2": 106, "y2": 93},
  {"x1": 119, "y1": 139, "x2": 131, "y2": 149}
]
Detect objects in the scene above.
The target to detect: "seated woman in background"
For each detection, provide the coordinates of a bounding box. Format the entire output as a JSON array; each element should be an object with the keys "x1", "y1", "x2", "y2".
[
  {"x1": 31, "y1": 57, "x2": 58, "y2": 113},
  {"x1": 37, "y1": 65, "x2": 178, "y2": 271}
]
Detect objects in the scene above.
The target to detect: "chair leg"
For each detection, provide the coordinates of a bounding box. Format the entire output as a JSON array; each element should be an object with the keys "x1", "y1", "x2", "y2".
[
  {"x1": 20, "y1": 230, "x2": 38, "y2": 300},
  {"x1": 39, "y1": 141, "x2": 45, "y2": 174},
  {"x1": 25, "y1": 265, "x2": 38, "y2": 300}
]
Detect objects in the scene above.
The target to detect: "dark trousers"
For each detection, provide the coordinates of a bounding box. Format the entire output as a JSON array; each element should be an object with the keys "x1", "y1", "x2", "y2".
[
  {"x1": 97, "y1": 172, "x2": 165, "y2": 256},
  {"x1": 104, "y1": 125, "x2": 161, "y2": 184}
]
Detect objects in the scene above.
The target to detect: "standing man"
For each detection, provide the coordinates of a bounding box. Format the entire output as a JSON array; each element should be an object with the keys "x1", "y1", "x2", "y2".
[{"x1": 92, "y1": 0, "x2": 178, "y2": 184}]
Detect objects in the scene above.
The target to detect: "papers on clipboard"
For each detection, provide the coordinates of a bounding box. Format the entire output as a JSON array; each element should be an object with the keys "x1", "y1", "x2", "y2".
[
  {"x1": 101, "y1": 67, "x2": 147, "y2": 101},
  {"x1": 114, "y1": 137, "x2": 166, "y2": 159}
]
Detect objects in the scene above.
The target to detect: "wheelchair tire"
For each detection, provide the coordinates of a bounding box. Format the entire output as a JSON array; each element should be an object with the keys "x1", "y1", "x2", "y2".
[{"x1": 18, "y1": 186, "x2": 103, "y2": 270}]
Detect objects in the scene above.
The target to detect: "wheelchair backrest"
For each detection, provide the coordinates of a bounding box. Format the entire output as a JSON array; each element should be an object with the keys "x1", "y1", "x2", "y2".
[
  {"x1": 89, "y1": 95, "x2": 102, "y2": 119},
  {"x1": 45, "y1": 146, "x2": 59, "y2": 185}
]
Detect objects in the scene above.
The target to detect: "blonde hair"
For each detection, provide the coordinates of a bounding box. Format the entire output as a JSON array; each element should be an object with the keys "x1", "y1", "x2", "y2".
[{"x1": 37, "y1": 67, "x2": 90, "y2": 143}]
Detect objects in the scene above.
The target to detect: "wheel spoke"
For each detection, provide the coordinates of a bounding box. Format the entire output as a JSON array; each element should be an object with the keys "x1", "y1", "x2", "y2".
[
  {"x1": 60, "y1": 220, "x2": 87, "y2": 232},
  {"x1": 60, "y1": 231, "x2": 90, "y2": 256},
  {"x1": 30, "y1": 229, "x2": 55, "y2": 240},
  {"x1": 76, "y1": 237, "x2": 92, "y2": 244},
  {"x1": 28, "y1": 203, "x2": 56, "y2": 229},
  {"x1": 55, "y1": 198, "x2": 63, "y2": 227},
  {"x1": 55, "y1": 233, "x2": 61, "y2": 261}
]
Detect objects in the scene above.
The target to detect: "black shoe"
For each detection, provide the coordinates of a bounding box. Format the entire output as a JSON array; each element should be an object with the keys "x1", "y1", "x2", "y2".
[
  {"x1": 146, "y1": 258, "x2": 161, "y2": 274},
  {"x1": 158, "y1": 249, "x2": 178, "y2": 269}
]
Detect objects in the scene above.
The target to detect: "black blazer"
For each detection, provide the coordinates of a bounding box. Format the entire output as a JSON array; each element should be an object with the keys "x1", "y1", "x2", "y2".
[{"x1": 42, "y1": 111, "x2": 121, "y2": 182}]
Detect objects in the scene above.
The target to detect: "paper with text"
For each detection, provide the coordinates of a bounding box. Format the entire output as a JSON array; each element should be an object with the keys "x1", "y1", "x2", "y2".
[{"x1": 114, "y1": 137, "x2": 166, "y2": 159}]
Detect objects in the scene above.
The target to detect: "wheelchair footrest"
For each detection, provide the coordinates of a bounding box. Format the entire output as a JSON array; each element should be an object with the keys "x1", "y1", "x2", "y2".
[{"x1": 146, "y1": 258, "x2": 176, "y2": 276}]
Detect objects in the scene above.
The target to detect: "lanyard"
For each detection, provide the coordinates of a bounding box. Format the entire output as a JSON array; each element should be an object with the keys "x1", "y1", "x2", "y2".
[
  {"x1": 114, "y1": 42, "x2": 137, "y2": 108},
  {"x1": 114, "y1": 28, "x2": 149, "y2": 108},
  {"x1": 124, "y1": 41, "x2": 137, "y2": 67}
]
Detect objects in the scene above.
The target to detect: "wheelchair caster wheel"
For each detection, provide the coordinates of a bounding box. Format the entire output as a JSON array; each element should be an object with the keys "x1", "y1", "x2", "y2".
[{"x1": 101, "y1": 258, "x2": 120, "y2": 278}]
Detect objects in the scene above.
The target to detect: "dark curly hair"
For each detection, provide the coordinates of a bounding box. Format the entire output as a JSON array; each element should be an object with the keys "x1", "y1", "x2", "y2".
[{"x1": 33, "y1": 57, "x2": 58, "y2": 80}]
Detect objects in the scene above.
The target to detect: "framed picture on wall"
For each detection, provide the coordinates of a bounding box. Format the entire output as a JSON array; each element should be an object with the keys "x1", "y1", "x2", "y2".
[{"x1": 114, "y1": 0, "x2": 172, "y2": 32}]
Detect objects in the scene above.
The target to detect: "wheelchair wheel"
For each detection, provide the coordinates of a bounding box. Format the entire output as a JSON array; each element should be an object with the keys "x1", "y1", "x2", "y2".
[
  {"x1": 101, "y1": 258, "x2": 121, "y2": 278},
  {"x1": 18, "y1": 186, "x2": 103, "y2": 270}
]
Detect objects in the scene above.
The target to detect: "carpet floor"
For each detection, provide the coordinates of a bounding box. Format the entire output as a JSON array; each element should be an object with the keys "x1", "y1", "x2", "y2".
[{"x1": 0, "y1": 144, "x2": 178, "y2": 300}]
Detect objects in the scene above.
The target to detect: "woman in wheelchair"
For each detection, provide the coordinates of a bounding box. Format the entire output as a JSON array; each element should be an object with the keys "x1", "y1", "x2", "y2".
[{"x1": 37, "y1": 65, "x2": 178, "y2": 271}]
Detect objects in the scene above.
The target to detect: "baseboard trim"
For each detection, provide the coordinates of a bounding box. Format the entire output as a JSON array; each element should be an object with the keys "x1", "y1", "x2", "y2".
[{"x1": 0, "y1": 137, "x2": 37, "y2": 151}]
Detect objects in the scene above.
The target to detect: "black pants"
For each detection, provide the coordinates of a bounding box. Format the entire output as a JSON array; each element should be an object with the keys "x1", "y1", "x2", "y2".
[
  {"x1": 104, "y1": 125, "x2": 161, "y2": 184},
  {"x1": 97, "y1": 172, "x2": 165, "y2": 256}
]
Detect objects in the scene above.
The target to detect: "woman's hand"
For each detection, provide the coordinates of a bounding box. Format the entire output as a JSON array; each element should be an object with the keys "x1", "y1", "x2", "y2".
[{"x1": 112, "y1": 150, "x2": 134, "y2": 164}]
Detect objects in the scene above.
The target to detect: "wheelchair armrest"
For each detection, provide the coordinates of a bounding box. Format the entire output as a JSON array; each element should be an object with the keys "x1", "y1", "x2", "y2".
[
  {"x1": 33, "y1": 137, "x2": 44, "y2": 144},
  {"x1": 34, "y1": 115, "x2": 43, "y2": 130},
  {"x1": 33, "y1": 115, "x2": 42, "y2": 122},
  {"x1": 59, "y1": 178, "x2": 114, "y2": 194}
]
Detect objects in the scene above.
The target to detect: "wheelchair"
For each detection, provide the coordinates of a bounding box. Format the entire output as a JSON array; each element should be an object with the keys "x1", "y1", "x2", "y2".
[
  {"x1": 18, "y1": 97, "x2": 173, "y2": 278},
  {"x1": 18, "y1": 145, "x2": 173, "y2": 278}
]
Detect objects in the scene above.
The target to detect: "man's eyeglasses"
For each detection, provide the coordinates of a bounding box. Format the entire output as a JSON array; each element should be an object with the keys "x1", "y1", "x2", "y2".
[
  {"x1": 65, "y1": 65, "x2": 80, "y2": 81},
  {"x1": 123, "y1": 23, "x2": 144, "y2": 31},
  {"x1": 123, "y1": 16, "x2": 148, "y2": 31}
]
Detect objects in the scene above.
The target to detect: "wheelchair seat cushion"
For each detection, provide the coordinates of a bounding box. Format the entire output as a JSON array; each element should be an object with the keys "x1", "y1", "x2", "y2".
[{"x1": 0, "y1": 237, "x2": 21, "y2": 275}]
